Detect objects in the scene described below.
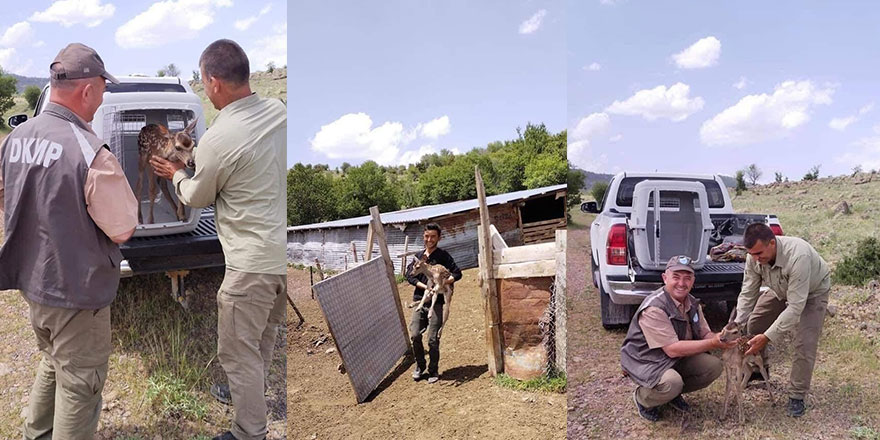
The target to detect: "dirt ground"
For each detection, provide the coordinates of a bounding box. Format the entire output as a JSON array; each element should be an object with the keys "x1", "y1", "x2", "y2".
[
  {"x1": 0, "y1": 268, "x2": 287, "y2": 439},
  {"x1": 287, "y1": 265, "x2": 566, "y2": 440},
  {"x1": 566, "y1": 214, "x2": 880, "y2": 439}
]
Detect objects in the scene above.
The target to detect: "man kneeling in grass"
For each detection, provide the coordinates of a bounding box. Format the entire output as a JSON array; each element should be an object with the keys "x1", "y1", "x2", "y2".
[{"x1": 621, "y1": 256, "x2": 737, "y2": 422}]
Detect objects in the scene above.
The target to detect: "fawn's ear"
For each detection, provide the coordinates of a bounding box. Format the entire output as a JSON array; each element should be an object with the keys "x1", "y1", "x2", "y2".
[
  {"x1": 727, "y1": 305, "x2": 738, "y2": 324},
  {"x1": 184, "y1": 117, "x2": 198, "y2": 135}
]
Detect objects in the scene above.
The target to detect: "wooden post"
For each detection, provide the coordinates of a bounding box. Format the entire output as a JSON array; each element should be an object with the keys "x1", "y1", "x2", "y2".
[
  {"x1": 401, "y1": 235, "x2": 409, "y2": 275},
  {"x1": 554, "y1": 229, "x2": 567, "y2": 373},
  {"x1": 287, "y1": 294, "x2": 306, "y2": 328},
  {"x1": 365, "y1": 223, "x2": 375, "y2": 261},
  {"x1": 370, "y1": 206, "x2": 412, "y2": 348},
  {"x1": 351, "y1": 241, "x2": 359, "y2": 263},
  {"x1": 476, "y1": 166, "x2": 504, "y2": 376}
]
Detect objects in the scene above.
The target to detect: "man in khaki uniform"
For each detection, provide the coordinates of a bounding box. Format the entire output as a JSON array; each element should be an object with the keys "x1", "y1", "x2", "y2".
[
  {"x1": 620, "y1": 255, "x2": 736, "y2": 421},
  {"x1": 0, "y1": 43, "x2": 138, "y2": 439},
  {"x1": 735, "y1": 223, "x2": 831, "y2": 417},
  {"x1": 151, "y1": 39, "x2": 286, "y2": 440}
]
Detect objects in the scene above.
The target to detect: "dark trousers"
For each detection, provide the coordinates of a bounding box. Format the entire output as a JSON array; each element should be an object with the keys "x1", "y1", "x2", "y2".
[{"x1": 409, "y1": 299, "x2": 444, "y2": 375}]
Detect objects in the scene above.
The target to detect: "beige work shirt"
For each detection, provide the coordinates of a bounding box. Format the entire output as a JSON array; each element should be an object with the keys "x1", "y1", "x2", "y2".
[
  {"x1": 736, "y1": 235, "x2": 831, "y2": 342},
  {"x1": 172, "y1": 93, "x2": 287, "y2": 275},
  {"x1": 0, "y1": 132, "x2": 137, "y2": 242},
  {"x1": 640, "y1": 297, "x2": 711, "y2": 349}
]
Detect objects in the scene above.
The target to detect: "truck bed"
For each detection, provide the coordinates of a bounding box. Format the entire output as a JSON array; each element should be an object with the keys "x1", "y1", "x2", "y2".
[{"x1": 120, "y1": 207, "x2": 224, "y2": 275}]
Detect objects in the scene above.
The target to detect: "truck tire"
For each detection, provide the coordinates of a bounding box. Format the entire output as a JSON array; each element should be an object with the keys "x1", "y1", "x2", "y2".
[{"x1": 599, "y1": 282, "x2": 635, "y2": 330}]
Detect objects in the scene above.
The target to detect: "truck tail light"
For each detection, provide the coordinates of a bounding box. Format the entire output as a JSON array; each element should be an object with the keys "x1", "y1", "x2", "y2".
[
  {"x1": 607, "y1": 224, "x2": 627, "y2": 266},
  {"x1": 770, "y1": 224, "x2": 784, "y2": 236}
]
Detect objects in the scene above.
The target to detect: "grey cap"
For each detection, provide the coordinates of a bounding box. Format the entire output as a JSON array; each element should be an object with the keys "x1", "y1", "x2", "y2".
[
  {"x1": 665, "y1": 255, "x2": 695, "y2": 274},
  {"x1": 49, "y1": 43, "x2": 119, "y2": 84}
]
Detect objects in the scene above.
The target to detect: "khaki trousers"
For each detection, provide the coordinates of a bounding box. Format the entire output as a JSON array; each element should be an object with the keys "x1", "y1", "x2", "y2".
[
  {"x1": 636, "y1": 353, "x2": 722, "y2": 408},
  {"x1": 217, "y1": 268, "x2": 286, "y2": 440},
  {"x1": 22, "y1": 298, "x2": 112, "y2": 440},
  {"x1": 746, "y1": 289, "x2": 829, "y2": 400}
]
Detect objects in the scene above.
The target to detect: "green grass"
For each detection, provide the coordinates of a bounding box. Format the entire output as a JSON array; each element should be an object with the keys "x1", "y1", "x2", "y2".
[
  {"x1": 850, "y1": 425, "x2": 880, "y2": 440},
  {"x1": 146, "y1": 371, "x2": 209, "y2": 419},
  {"x1": 494, "y1": 371, "x2": 566, "y2": 393}
]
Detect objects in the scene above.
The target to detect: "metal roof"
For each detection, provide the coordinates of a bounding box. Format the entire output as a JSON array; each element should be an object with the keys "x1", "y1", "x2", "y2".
[{"x1": 288, "y1": 183, "x2": 567, "y2": 231}]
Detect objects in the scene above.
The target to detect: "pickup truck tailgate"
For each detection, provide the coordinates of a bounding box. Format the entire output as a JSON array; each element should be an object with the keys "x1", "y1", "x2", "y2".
[{"x1": 120, "y1": 209, "x2": 224, "y2": 274}]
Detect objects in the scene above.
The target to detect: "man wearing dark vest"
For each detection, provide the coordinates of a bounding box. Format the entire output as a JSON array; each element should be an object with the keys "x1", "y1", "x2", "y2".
[
  {"x1": 621, "y1": 255, "x2": 735, "y2": 421},
  {"x1": 404, "y1": 223, "x2": 462, "y2": 384},
  {"x1": 0, "y1": 43, "x2": 138, "y2": 439},
  {"x1": 735, "y1": 223, "x2": 831, "y2": 418},
  {"x1": 151, "y1": 39, "x2": 286, "y2": 440}
]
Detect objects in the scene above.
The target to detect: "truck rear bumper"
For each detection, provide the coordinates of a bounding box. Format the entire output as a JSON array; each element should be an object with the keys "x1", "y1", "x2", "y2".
[{"x1": 606, "y1": 260, "x2": 746, "y2": 305}]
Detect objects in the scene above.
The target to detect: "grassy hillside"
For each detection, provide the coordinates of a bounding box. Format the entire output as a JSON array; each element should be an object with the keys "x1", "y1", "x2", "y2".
[
  {"x1": 732, "y1": 172, "x2": 880, "y2": 267},
  {"x1": 190, "y1": 67, "x2": 287, "y2": 125}
]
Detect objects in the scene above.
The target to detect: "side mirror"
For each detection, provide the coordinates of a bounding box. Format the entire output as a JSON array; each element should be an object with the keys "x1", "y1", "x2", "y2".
[
  {"x1": 8, "y1": 114, "x2": 27, "y2": 128},
  {"x1": 581, "y1": 201, "x2": 599, "y2": 213}
]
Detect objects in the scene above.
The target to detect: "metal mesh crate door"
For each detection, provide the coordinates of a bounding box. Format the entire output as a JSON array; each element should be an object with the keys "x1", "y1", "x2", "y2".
[{"x1": 312, "y1": 258, "x2": 409, "y2": 403}]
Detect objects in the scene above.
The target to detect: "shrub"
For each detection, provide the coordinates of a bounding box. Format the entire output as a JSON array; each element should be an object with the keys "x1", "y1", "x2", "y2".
[{"x1": 833, "y1": 237, "x2": 880, "y2": 286}]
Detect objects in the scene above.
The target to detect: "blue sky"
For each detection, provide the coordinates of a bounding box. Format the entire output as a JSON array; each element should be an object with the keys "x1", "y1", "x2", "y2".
[
  {"x1": 0, "y1": 0, "x2": 286, "y2": 82},
  {"x1": 289, "y1": 0, "x2": 565, "y2": 168},
  {"x1": 568, "y1": 1, "x2": 880, "y2": 182}
]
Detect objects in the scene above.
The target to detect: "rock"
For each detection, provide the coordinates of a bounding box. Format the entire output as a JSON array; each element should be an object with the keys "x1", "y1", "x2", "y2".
[
  {"x1": 826, "y1": 304, "x2": 837, "y2": 317},
  {"x1": 869, "y1": 280, "x2": 880, "y2": 291},
  {"x1": 325, "y1": 347, "x2": 336, "y2": 354},
  {"x1": 834, "y1": 201, "x2": 852, "y2": 216},
  {"x1": 337, "y1": 363, "x2": 346, "y2": 374},
  {"x1": 798, "y1": 190, "x2": 808, "y2": 195},
  {"x1": 860, "y1": 323, "x2": 868, "y2": 330},
  {"x1": 0, "y1": 363, "x2": 11, "y2": 376}
]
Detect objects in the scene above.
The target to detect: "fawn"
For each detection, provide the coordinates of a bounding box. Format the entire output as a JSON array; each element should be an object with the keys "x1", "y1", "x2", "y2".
[
  {"x1": 719, "y1": 308, "x2": 774, "y2": 423},
  {"x1": 135, "y1": 119, "x2": 197, "y2": 224},
  {"x1": 408, "y1": 254, "x2": 454, "y2": 326}
]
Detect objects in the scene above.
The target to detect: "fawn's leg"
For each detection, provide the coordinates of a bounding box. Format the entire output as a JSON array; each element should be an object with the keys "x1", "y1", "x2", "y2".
[
  {"x1": 158, "y1": 178, "x2": 183, "y2": 221},
  {"x1": 722, "y1": 364, "x2": 731, "y2": 419},
  {"x1": 147, "y1": 171, "x2": 158, "y2": 224},
  {"x1": 755, "y1": 355, "x2": 774, "y2": 405},
  {"x1": 135, "y1": 161, "x2": 146, "y2": 224}
]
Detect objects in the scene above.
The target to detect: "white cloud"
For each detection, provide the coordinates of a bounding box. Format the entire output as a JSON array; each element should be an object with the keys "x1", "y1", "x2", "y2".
[
  {"x1": 115, "y1": 0, "x2": 232, "y2": 49},
  {"x1": 829, "y1": 102, "x2": 874, "y2": 131},
  {"x1": 30, "y1": 0, "x2": 115, "y2": 28},
  {"x1": 311, "y1": 113, "x2": 404, "y2": 166},
  {"x1": 0, "y1": 47, "x2": 35, "y2": 76},
  {"x1": 700, "y1": 80, "x2": 835, "y2": 146},
  {"x1": 609, "y1": 134, "x2": 623, "y2": 143},
  {"x1": 1, "y1": 22, "x2": 35, "y2": 47},
  {"x1": 733, "y1": 76, "x2": 749, "y2": 90},
  {"x1": 584, "y1": 62, "x2": 601, "y2": 71},
  {"x1": 250, "y1": 23, "x2": 286, "y2": 69},
  {"x1": 836, "y1": 136, "x2": 880, "y2": 171},
  {"x1": 234, "y1": 3, "x2": 272, "y2": 31},
  {"x1": 311, "y1": 113, "x2": 454, "y2": 166},
  {"x1": 672, "y1": 36, "x2": 721, "y2": 69},
  {"x1": 518, "y1": 9, "x2": 547, "y2": 35},
  {"x1": 606, "y1": 82, "x2": 704, "y2": 122},
  {"x1": 418, "y1": 116, "x2": 451, "y2": 139},
  {"x1": 568, "y1": 112, "x2": 611, "y2": 171}
]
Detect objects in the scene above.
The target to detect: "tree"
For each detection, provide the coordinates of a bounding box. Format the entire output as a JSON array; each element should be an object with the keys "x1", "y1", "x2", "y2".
[
  {"x1": 803, "y1": 164, "x2": 821, "y2": 181},
  {"x1": 287, "y1": 164, "x2": 337, "y2": 226},
  {"x1": 735, "y1": 170, "x2": 746, "y2": 196},
  {"x1": 0, "y1": 69, "x2": 18, "y2": 128},
  {"x1": 335, "y1": 161, "x2": 399, "y2": 218},
  {"x1": 158, "y1": 63, "x2": 180, "y2": 77},
  {"x1": 774, "y1": 172, "x2": 784, "y2": 183},
  {"x1": 24, "y1": 85, "x2": 41, "y2": 110},
  {"x1": 567, "y1": 167, "x2": 586, "y2": 214},
  {"x1": 590, "y1": 181, "x2": 609, "y2": 205},
  {"x1": 745, "y1": 163, "x2": 762, "y2": 186},
  {"x1": 266, "y1": 61, "x2": 276, "y2": 73},
  {"x1": 523, "y1": 153, "x2": 567, "y2": 188},
  {"x1": 192, "y1": 69, "x2": 200, "y2": 82},
  {"x1": 852, "y1": 165, "x2": 863, "y2": 177}
]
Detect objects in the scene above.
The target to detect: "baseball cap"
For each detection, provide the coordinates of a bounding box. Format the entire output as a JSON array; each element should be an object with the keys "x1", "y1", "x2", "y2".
[
  {"x1": 49, "y1": 43, "x2": 119, "y2": 84},
  {"x1": 665, "y1": 255, "x2": 695, "y2": 274}
]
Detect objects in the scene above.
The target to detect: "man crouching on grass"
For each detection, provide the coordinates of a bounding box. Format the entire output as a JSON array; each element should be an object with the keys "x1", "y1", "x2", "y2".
[{"x1": 620, "y1": 256, "x2": 737, "y2": 421}]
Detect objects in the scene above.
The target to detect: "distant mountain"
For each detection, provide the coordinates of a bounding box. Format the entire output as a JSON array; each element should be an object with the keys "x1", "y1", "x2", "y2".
[
  {"x1": 579, "y1": 170, "x2": 615, "y2": 190},
  {"x1": 718, "y1": 174, "x2": 736, "y2": 188},
  {"x1": 9, "y1": 74, "x2": 48, "y2": 93}
]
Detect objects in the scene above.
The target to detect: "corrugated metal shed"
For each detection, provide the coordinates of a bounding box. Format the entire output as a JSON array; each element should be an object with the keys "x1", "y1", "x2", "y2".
[{"x1": 288, "y1": 184, "x2": 567, "y2": 231}]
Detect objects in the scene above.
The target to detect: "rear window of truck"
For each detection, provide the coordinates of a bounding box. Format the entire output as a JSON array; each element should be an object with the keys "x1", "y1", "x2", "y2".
[
  {"x1": 107, "y1": 83, "x2": 186, "y2": 93},
  {"x1": 615, "y1": 177, "x2": 726, "y2": 208}
]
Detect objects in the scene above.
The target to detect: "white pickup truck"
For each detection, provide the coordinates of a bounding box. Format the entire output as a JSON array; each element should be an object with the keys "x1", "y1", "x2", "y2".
[{"x1": 581, "y1": 172, "x2": 783, "y2": 329}]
